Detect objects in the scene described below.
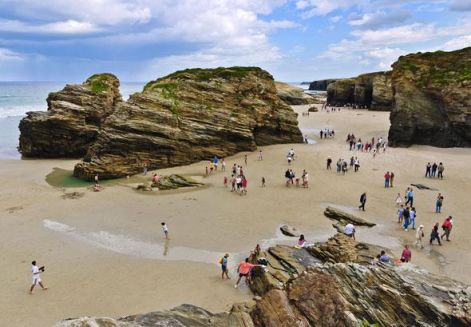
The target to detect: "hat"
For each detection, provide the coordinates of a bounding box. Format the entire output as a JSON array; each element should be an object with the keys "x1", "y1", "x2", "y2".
[{"x1": 419, "y1": 225, "x2": 424, "y2": 228}]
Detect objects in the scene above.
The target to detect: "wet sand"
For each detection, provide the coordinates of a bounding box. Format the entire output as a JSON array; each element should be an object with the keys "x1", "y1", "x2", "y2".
[{"x1": 1, "y1": 106, "x2": 471, "y2": 326}]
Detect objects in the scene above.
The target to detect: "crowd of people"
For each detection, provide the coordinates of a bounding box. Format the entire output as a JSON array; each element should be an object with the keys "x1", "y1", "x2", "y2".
[
  {"x1": 346, "y1": 133, "x2": 387, "y2": 156},
  {"x1": 319, "y1": 128, "x2": 335, "y2": 139},
  {"x1": 425, "y1": 162, "x2": 445, "y2": 179}
]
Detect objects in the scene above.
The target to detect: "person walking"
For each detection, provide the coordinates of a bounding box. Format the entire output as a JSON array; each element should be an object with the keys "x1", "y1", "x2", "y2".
[
  {"x1": 359, "y1": 192, "x2": 367, "y2": 211},
  {"x1": 220, "y1": 253, "x2": 230, "y2": 279},
  {"x1": 405, "y1": 189, "x2": 414, "y2": 206},
  {"x1": 384, "y1": 171, "x2": 390, "y2": 188},
  {"x1": 415, "y1": 225, "x2": 425, "y2": 249},
  {"x1": 441, "y1": 216, "x2": 453, "y2": 241},
  {"x1": 409, "y1": 207, "x2": 417, "y2": 230},
  {"x1": 327, "y1": 157, "x2": 332, "y2": 170},
  {"x1": 431, "y1": 162, "x2": 438, "y2": 177},
  {"x1": 437, "y1": 162, "x2": 445, "y2": 179},
  {"x1": 397, "y1": 204, "x2": 404, "y2": 224},
  {"x1": 395, "y1": 193, "x2": 403, "y2": 207},
  {"x1": 390, "y1": 172, "x2": 395, "y2": 187},
  {"x1": 258, "y1": 149, "x2": 263, "y2": 161},
  {"x1": 430, "y1": 223, "x2": 442, "y2": 246},
  {"x1": 161, "y1": 222, "x2": 169, "y2": 239},
  {"x1": 435, "y1": 193, "x2": 444, "y2": 213},
  {"x1": 400, "y1": 245, "x2": 412, "y2": 262},
  {"x1": 29, "y1": 260, "x2": 47, "y2": 294}
]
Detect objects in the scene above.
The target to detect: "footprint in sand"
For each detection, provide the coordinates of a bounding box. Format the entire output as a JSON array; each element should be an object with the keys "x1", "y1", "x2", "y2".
[{"x1": 6, "y1": 206, "x2": 23, "y2": 214}]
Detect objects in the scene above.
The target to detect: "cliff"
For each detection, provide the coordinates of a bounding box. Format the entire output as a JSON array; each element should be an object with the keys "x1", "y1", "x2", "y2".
[
  {"x1": 308, "y1": 79, "x2": 337, "y2": 91},
  {"x1": 19, "y1": 74, "x2": 121, "y2": 157},
  {"x1": 325, "y1": 72, "x2": 393, "y2": 110},
  {"x1": 55, "y1": 233, "x2": 471, "y2": 327},
  {"x1": 18, "y1": 68, "x2": 303, "y2": 179},
  {"x1": 388, "y1": 47, "x2": 471, "y2": 147},
  {"x1": 275, "y1": 82, "x2": 317, "y2": 105}
]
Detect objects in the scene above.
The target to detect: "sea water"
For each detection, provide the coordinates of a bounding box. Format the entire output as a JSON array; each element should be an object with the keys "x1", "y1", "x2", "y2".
[{"x1": 0, "y1": 82, "x2": 144, "y2": 159}]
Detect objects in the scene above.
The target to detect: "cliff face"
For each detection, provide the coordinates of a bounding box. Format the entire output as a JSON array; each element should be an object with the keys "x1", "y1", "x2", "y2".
[
  {"x1": 308, "y1": 79, "x2": 337, "y2": 91},
  {"x1": 388, "y1": 47, "x2": 471, "y2": 147},
  {"x1": 55, "y1": 233, "x2": 471, "y2": 327},
  {"x1": 19, "y1": 74, "x2": 121, "y2": 157},
  {"x1": 325, "y1": 72, "x2": 393, "y2": 110},
  {"x1": 275, "y1": 81, "x2": 316, "y2": 105},
  {"x1": 72, "y1": 67, "x2": 302, "y2": 179}
]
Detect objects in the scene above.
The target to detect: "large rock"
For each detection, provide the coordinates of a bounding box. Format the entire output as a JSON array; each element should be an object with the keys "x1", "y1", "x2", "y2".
[
  {"x1": 275, "y1": 82, "x2": 316, "y2": 105},
  {"x1": 326, "y1": 79, "x2": 355, "y2": 106},
  {"x1": 19, "y1": 74, "x2": 121, "y2": 157},
  {"x1": 308, "y1": 79, "x2": 337, "y2": 91},
  {"x1": 323, "y1": 206, "x2": 376, "y2": 227},
  {"x1": 388, "y1": 47, "x2": 471, "y2": 147}
]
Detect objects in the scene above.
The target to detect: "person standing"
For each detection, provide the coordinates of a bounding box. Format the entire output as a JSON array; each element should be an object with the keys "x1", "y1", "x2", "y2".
[
  {"x1": 400, "y1": 245, "x2": 412, "y2": 262},
  {"x1": 221, "y1": 158, "x2": 226, "y2": 172},
  {"x1": 261, "y1": 177, "x2": 266, "y2": 187},
  {"x1": 415, "y1": 225, "x2": 425, "y2": 249},
  {"x1": 395, "y1": 193, "x2": 403, "y2": 207},
  {"x1": 409, "y1": 207, "x2": 417, "y2": 230},
  {"x1": 258, "y1": 149, "x2": 263, "y2": 161},
  {"x1": 244, "y1": 155, "x2": 248, "y2": 165},
  {"x1": 431, "y1": 162, "x2": 438, "y2": 177},
  {"x1": 161, "y1": 222, "x2": 169, "y2": 239},
  {"x1": 437, "y1": 162, "x2": 445, "y2": 179},
  {"x1": 143, "y1": 164, "x2": 148, "y2": 175},
  {"x1": 234, "y1": 258, "x2": 260, "y2": 288},
  {"x1": 354, "y1": 158, "x2": 360, "y2": 172},
  {"x1": 327, "y1": 157, "x2": 332, "y2": 170},
  {"x1": 441, "y1": 216, "x2": 453, "y2": 241},
  {"x1": 220, "y1": 253, "x2": 230, "y2": 279},
  {"x1": 29, "y1": 261, "x2": 47, "y2": 294},
  {"x1": 403, "y1": 206, "x2": 410, "y2": 231},
  {"x1": 425, "y1": 162, "x2": 431, "y2": 177},
  {"x1": 435, "y1": 193, "x2": 444, "y2": 213},
  {"x1": 359, "y1": 192, "x2": 367, "y2": 211},
  {"x1": 397, "y1": 204, "x2": 404, "y2": 224},
  {"x1": 430, "y1": 223, "x2": 442, "y2": 245},
  {"x1": 384, "y1": 171, "x2": 390, "y2": 188}
]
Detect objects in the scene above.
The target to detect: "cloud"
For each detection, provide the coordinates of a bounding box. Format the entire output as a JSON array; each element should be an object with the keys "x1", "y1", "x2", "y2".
[
  {"x1": 0, "y1": 19, "x2": 100, "y2": 34},
  {"x1": 348, "y1": 10, "x2": 411, "y2": 28},
  {"x1": 450, "y1": 0, "x2": 471, "y2": 11},
  {"x1": 296, "y1": 0, "x2": 363, "y2": 17},
  {"x1": 367, "y1": 47, "x2": 407, "y2": 69},
  {"x1": 330, "y1": 16, "x2": 342, "y2": 23},
  {"x1": 351, "y1": 23, "x2": 436, "y2": 46},
  {"x1": 0, "y1": 47, "x2": 23, "y2": 61},
  {"x1": 441, "y1": 35, "x2": 471, "y2": 50}
]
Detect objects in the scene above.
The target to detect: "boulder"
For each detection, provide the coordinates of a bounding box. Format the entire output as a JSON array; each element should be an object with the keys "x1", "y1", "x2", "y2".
[
  {"x1": 72, "y1": 67, "x2": 303, "y2": 180},
  {"x1": 275, "y1": 82, "x2": 316, "y2": 105},
  {"x1": 323, "y1": 206, "x2": 376, "y2": 227},
  {"x1": 19, "y1": 74, "x2": 121, "y2": 158},
  {"x1": 388, "y1": 47, "x2": 471, "y2": 147},
  {"x1": 279, "y1": 224, "x2": 300, "y2": 237}
]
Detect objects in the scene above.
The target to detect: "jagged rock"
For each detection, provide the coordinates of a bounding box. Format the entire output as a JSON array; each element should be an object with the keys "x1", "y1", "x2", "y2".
[
  {"x1": 388, "y1": 47, "x2": 471, "y2": 147},
  {"x1": 323, "y1": 206, "x2": 376, "y2": 227},
  {"x1": 371, "y1": 72, "x2": 393, "y2": 111},
  {"x1": 308, "y1": 79, "x2": 337, "y2": 91},
  {"x1": 19, "y1": 74, "x2": 121, "y2": 157},
  {"x1": 279, "y1": 224, "x2": 300, "y2": 237},
  {"x1": 275, "y1": 82, "x2": 316, "y2": 105},
  {"x1": 72, "y1": 67, "x2": 302, "y2": 180},
  {"x1": 153, "y1": 175, "x2": 203, "y2": 190},
  {"x1": 327, "y1": 79, "x2": 355, "y2": 106}
]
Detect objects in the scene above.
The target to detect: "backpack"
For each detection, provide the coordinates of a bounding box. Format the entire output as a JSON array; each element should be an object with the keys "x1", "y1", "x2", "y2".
[{"x1": 218, "y1": 258, "x2": 223, "y2": 264}]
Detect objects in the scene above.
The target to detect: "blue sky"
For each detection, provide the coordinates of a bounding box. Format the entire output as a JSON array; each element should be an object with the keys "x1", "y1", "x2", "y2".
[{"x1": 0, "y1": 0, "x2": 470, "y2": 82}]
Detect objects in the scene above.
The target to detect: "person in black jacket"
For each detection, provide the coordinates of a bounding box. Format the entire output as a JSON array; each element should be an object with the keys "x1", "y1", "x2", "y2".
[{"x1": 359, "y1": 192, "x2": 367, "y2": 211}]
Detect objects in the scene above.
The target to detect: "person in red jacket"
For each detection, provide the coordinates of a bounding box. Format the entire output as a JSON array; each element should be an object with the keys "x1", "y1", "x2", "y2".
[
  {"x1": 400, "y1": 245, "x2": 412, "y2": 262},
  {"x1": 384, "y1": 171, "x2": 391, "y2": 188},
  {"x1": 441, "y1": 216, "x2": 453, "y2": 241}
]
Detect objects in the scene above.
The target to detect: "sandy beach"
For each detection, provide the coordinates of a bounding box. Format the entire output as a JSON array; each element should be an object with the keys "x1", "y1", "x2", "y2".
[{"x1": 1, "y1": 106, "x2": 471, "y2": 326}]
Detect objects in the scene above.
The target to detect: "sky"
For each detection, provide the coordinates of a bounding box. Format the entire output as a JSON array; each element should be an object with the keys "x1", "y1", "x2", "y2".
[{"x1": 0, "y1": 0, "x2": 470, "y2": 82}]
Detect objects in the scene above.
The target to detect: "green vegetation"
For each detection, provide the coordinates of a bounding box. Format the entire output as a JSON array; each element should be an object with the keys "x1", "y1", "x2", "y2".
[
  {"x1": 358, "y1": 320, "x2": 379, "y2": 327},
  {"x1": 86, "y1": 74, "x2": 115, "y2": 93},
  {"x1": 162, "y1": 66, "x2": 266, "y2": 81}
]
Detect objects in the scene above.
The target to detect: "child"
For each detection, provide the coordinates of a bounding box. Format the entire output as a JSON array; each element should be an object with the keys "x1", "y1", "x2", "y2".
[
  {"x1": 415, "y1": 225, "x2": 425, "y2": 248},
  {"x1": 161, "y1": 222, "x2": 169, "y2": 239},
  {"x1": 30, "y1": 260, "x2": 47, "y2": 294},
  {"x1": 261, "y1": 177, "x2": 266, "y2": 187}
]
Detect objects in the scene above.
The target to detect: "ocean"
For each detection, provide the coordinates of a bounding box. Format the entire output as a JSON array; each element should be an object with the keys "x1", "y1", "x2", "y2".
[{"x1": 0, "y1": 82, "x2": 144, "y2": 159}]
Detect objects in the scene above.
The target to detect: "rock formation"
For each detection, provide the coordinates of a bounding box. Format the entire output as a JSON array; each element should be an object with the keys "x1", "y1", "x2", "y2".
[
  {"x1": 275, "y1": 82, "x2": 316, "y2": 105},
  {"x1": 388, "y1": 47, "x2": 471, "y2": 147},
  {"x1": 308, "y1": 79, "x2": 337, "y2": 91},
  {"x1": 19, "y1": 74, "x2": 121, "y2": 157},
  {"x1": 19, "y1": 67, "x2": 303, "y2": 179},
  {"x1": 325, "y1": 72, "x2": 393, "y2": 110},
  {"x1": 323, "y1": 206, "x2": 376, "y2": 227},
  {"x1": 55, "y1": 233, "x2": 471, "y2": 327}
]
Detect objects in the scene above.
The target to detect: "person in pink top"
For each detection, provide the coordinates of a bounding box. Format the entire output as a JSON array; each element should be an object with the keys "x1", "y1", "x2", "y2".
[
  {"x1": 400, "y1": 245, "x2": 412, "y2": 262},
  {"x1": 234, "y1": 258, "x2": 260, "y2": 288},
  {"x1": 241, "y1": 177, "x2": 248, "y2": 195}
]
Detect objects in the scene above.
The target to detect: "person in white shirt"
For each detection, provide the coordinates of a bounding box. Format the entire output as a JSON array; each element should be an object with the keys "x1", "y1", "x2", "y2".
[
  {"x1": 344, "y1": 223, "x2": 356, "y2": 240},
  {"x1": 29, "y1": 260, "x2": 47, "y2": 294},
  {"x1": 161, "y1": 222, "x2": 169, "y2": 240}
]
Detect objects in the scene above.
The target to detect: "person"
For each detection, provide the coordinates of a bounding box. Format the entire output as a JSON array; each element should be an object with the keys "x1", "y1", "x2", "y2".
[
  {"x1": 354, "y1": 158, "x2": 360, "y2": 172},
  {"x1": 143, "y1": 164, "x2": 148, "y2": 175},
  {"x1": 213, "y1": 156, "x2": 219, "y2": 171},
  {"x1": 287, "y1": 155, "x2": 292, "y2": 165},
  {"x1": 441, "y1": 216, "x2": 453, "y2": 241},
  {"x1": 384, "y1": 171, "x2": 390, "y2": 188},
  {"x1": 397, "y1": 204, "x2": 404, "y2": 224},
  {"x1": 430, "y1": 223, "x2": 442, "y2": 245},
  {"x1": 431, "y1": 162, "x2": 438, "y2": 177},
  {"x1": 371, "y1": 254, "x2": 381, "y2": 265},
  {"x1": 261, "y1": 177, "x2": 266, "y2": 187},
  {"x1": 320, "y1": 130, "x2": 324, "y2": 139},
  {"x1": 258, "y1": 149, "x2": 263, "y2": 161},
  {"x1": 344, "y1": 223, "x2": 356, "y2": 240},
  {"x1": 152, "y1": 173, "x2": 160, "y2": 184},
  {"x1": 403, "y1": 206, "x2": 410, "y2": 231},
  {"x1": 359, "y1": 192, "x2": 367, "y2": 211},
  {"x1": 297, "y1": 234, "x2": 306, "y2": 248},
  {"x1": 93, "y1": 183, "x2": 101, "y2": 192},
  {"x1": 285, "y1": 169, "x2": 291, "y2": 186},
  {"x1": 241, "y1": 176, "x2": 248, "y2": 195},
  {"x1": 409, "y1": 207, "x2": 417, "y2": 230},
  {"x1": 234, "y1": 258, "x2": 260, "y2": 288},
  {"x1": 244, "y1": 154, "x2": 248, "y2": 165},
  {"x1": 437, "y1": 162, "x2": 444, "y2": 179},
  {"x1": 415, "y1": 225, "x2": 425, "y2": 249},
  {"x1": 302, "y1": 170, "x2": 309, "y2": 188},
  {"x1": 390, "y1": 172, "x2": 395, "y2": 187},
  {"x1": 30, "y1": 261, "x2": 47, "y2": 294},
  {"x1": 161, "y1": 222, "x2": 169, "y2": 239},
  {"x1": 435, "y1": 193, "x2": 444, "y2": 213},
  {"x1": 379, "y1": 250, "x2": 390, "y2": 263},
  {"x1": 400, "y1": 245, "x2": 412, "y2": 262},
  {"x1": 425, "y1": 162, "x2": 431, "y2": 177},
  {"x1": 224, "y1": 176, "x2": 228, "y2": 187},
  {"x1": 221, "y1": 159, "x2": 226, "y2": 172},
  {"x1": 209, "y1": 161, "x2": 214, "y2": 174},
  {"x1": 395, "y1": 193, "x2": 403, "y2": 207},
  {"x1": 405, "y1": 189, "x2": 414, "y2": 206},
  {"x1": 220, "y1": 253, "x2": 230, "y2": 279},
  {"x1": 304, "y1": 135, "x2": 308, "y2": 143},
  {"x1": 326, "y1": 157, "x2": 332, "y2": 170},
  {"x1": 94, "y1": 174, "x2": 99, "y2": 184}
]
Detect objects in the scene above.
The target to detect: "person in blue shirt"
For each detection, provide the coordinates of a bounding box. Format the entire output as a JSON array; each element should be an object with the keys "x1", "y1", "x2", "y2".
[{"x1": 379, "y1": 250, "x2": 390, "y2": 263}]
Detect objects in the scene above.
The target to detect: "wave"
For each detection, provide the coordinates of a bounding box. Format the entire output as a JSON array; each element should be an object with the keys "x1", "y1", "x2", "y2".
[{"x1": 0, "y1": 106, "x2": 45, "y2": 119}]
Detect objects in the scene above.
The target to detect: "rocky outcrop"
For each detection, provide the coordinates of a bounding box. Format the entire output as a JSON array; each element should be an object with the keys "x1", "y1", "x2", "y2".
[
  {"x1": 388, "y1": 47, "x2": 471, "y2": 147},
  {"x1": 325, "y1": 72, "x2": 393, "y2": 110},
  {"x1": 323, "y1": 206, "x2": 376, "y2": 227},
  {"x1": 279, "y1": 224, "x2": 300, "y2": 237},
  {"x1": 54, "y1": 233, "x2": 471, "y2": 327},
  {"x1": 275, "y1": 82, "x2": 317, "y2": 105},
  {"x1": 136, "y1": 174, "x2": 202, "y2": 192},
  {"x1": 308, "y1": 79, "x2": 337, "y2": 91},
  {"x1": 19, "y1": 74, "x2": 121, "y2": 158}
]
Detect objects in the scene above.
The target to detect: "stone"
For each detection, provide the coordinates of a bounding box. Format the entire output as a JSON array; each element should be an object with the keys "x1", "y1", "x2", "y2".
[
  {"x1": 279, "y1": 224, "x2": 300, "y2": 237},
  {"x1": 307, "y1": 106, "x2": 318, "y2": 112},
  {"x1": 19, "y1": 74, "x2": 121, "y2": 158},
  {"x1": 388, "y1": 47, "x2": 471, "y2": 147},
  {"x1": 323, "y1": 206, "x2": 376, "y2": 227},
  {"x1": 275, "y1": 82, "x2": 316, "y2": 105}
]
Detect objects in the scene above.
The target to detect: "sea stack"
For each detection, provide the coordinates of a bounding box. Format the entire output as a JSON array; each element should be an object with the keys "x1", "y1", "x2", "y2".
[{"x1": 388, "y1": 47, "x2": 471, "y2": 147}]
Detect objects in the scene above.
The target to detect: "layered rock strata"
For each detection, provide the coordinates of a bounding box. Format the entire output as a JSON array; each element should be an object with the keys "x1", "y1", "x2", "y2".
[
  {"x1": 388, "y1": 47, "x2": 471, "y2": 147},
  {"x1": 308, "y1": 79, "x2": 337, "y2": 91},
  {"x1": 275, "y1": 82, "x2": 316, "y2": 105},
  {"x1": 19, "y1": 74, "x2": 121, "y2": 157}
]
